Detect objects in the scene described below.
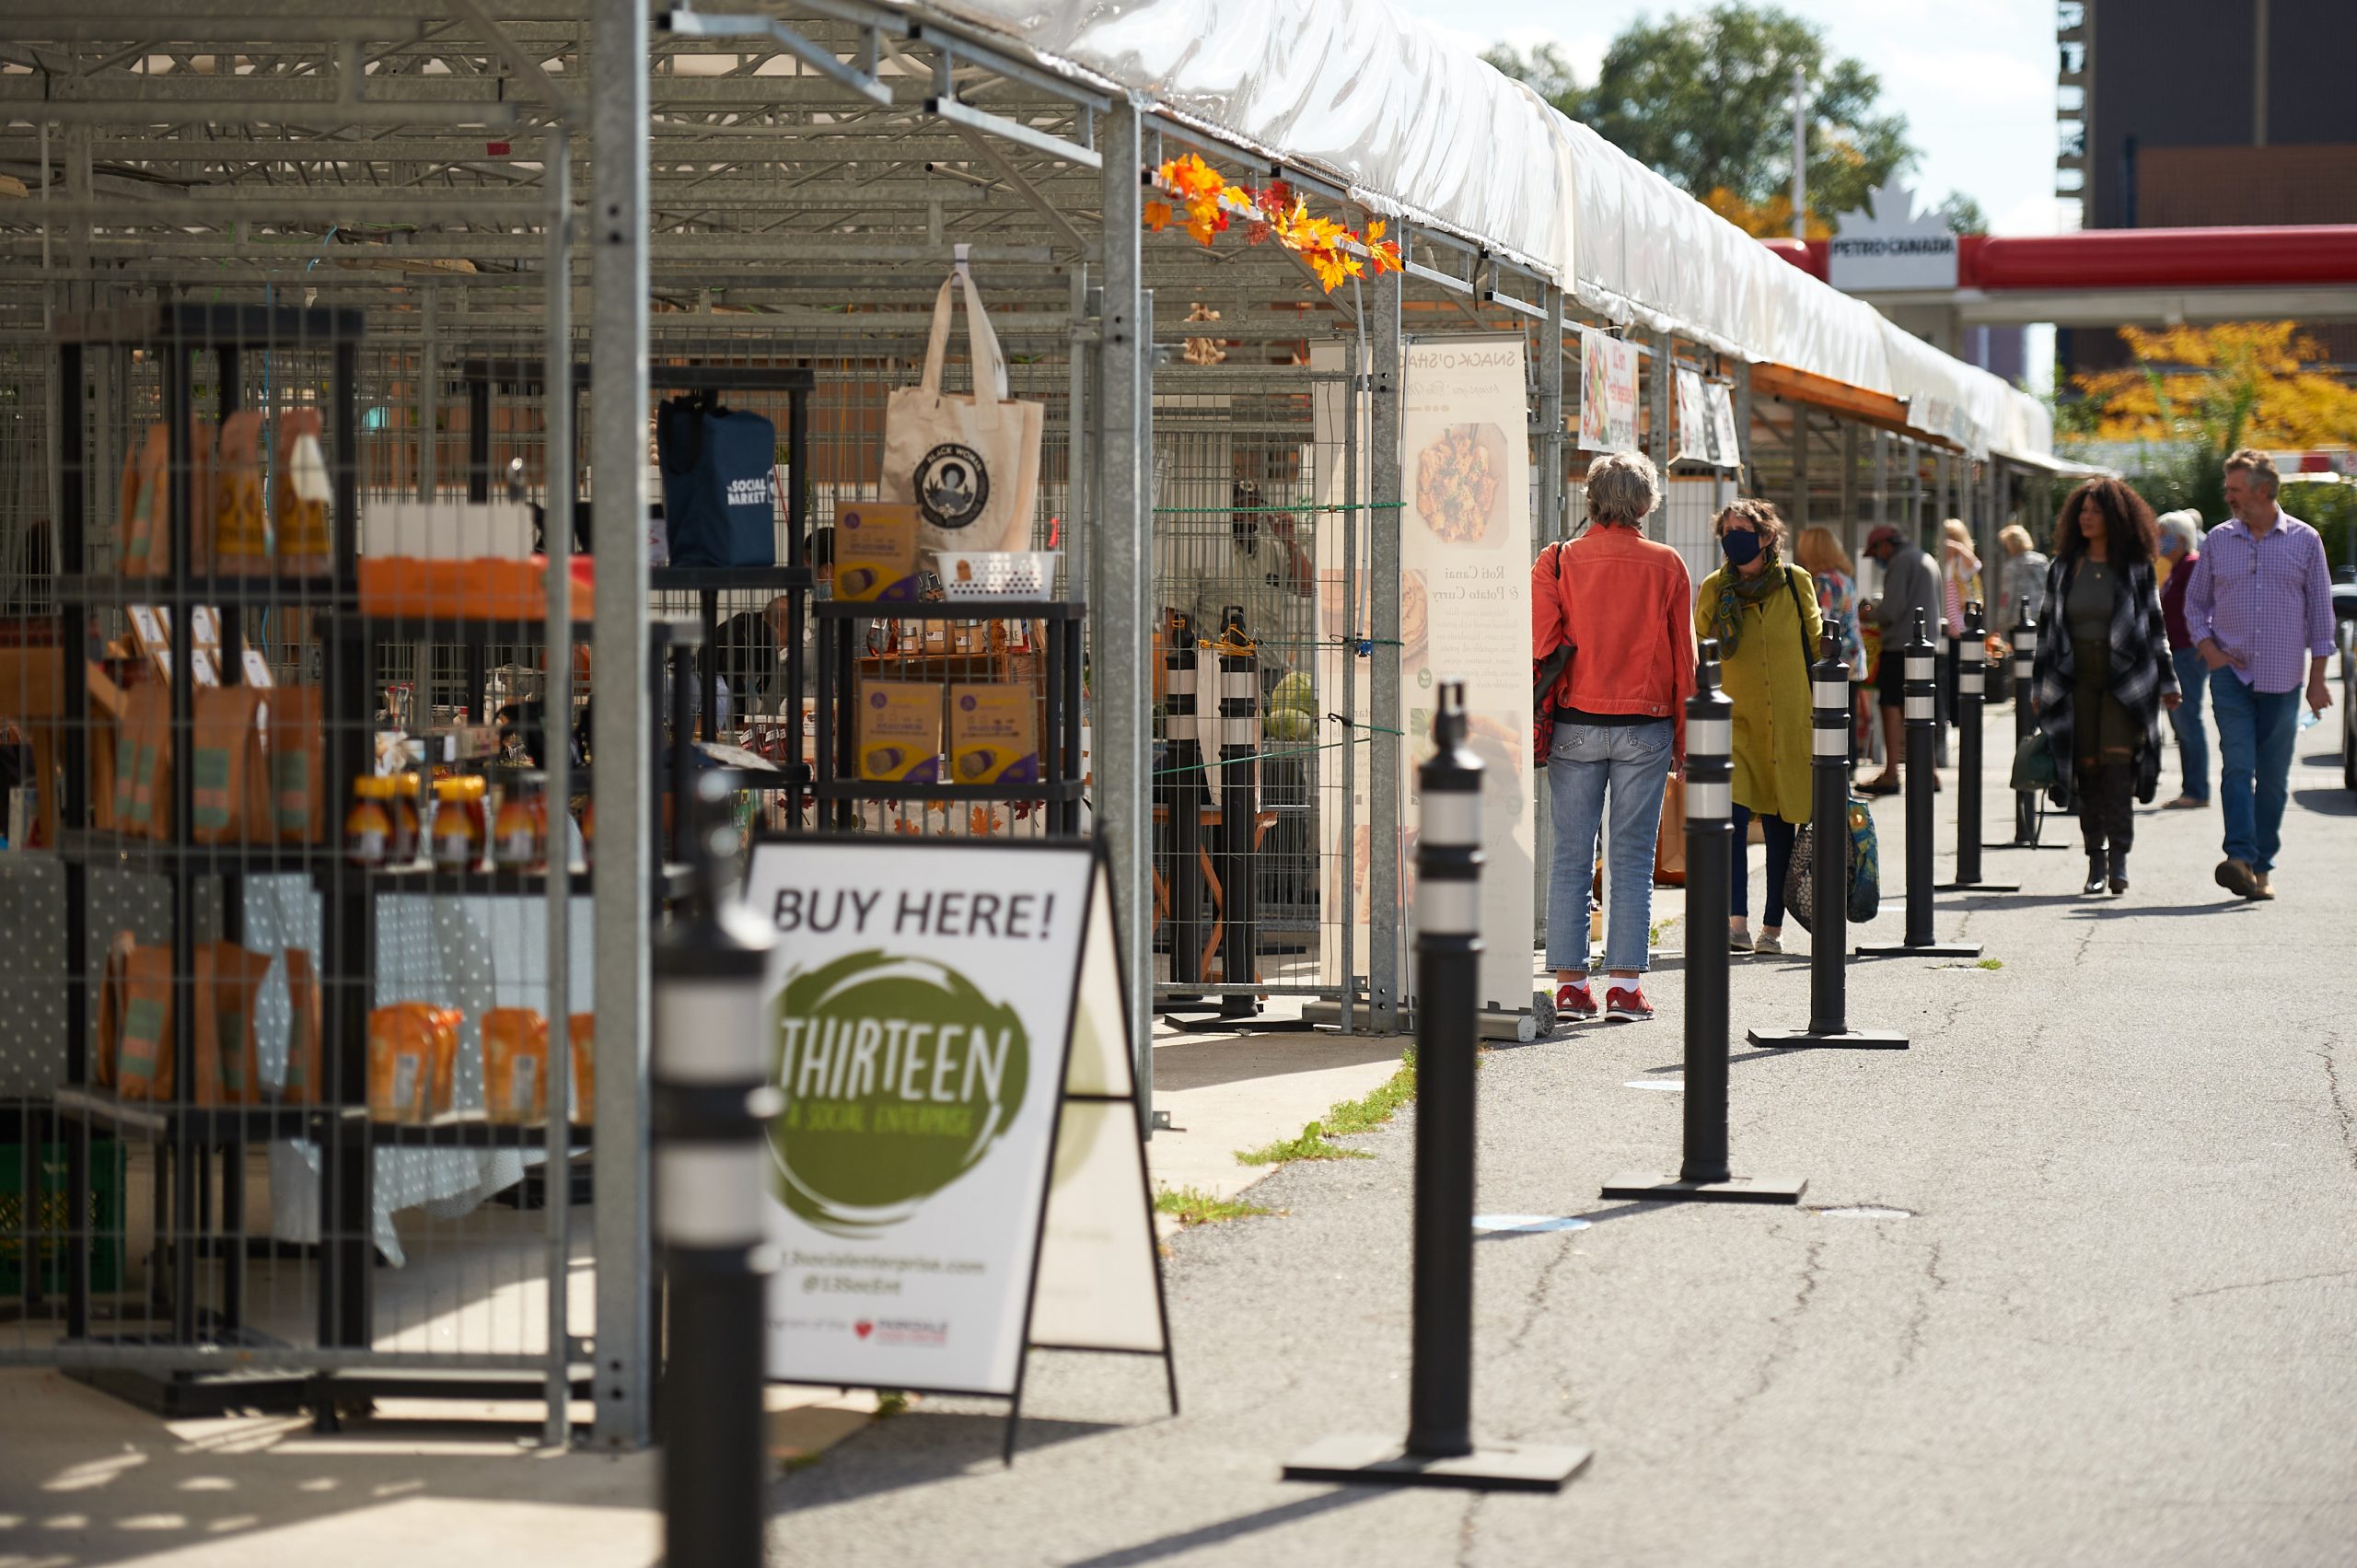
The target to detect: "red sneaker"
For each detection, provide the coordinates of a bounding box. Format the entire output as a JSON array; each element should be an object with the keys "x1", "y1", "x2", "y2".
[
  {"x1": 1604, "y1": 985, "x2": 1655, "y2": 1022},
  {"x1": 1554, "y1": 981, "x2": 1597, "y2": 1020}
]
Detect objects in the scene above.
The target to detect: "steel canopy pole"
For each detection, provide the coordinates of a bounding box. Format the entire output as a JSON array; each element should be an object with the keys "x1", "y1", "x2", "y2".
[{"x1": 590, "y1": 0, "x2": 655, "y2": 1450}]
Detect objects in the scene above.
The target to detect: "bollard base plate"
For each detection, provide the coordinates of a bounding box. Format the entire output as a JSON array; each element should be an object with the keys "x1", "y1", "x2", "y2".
[
  {"x1": 1853, "y1": 940, "x2": 1983, "y2": 958},
  {"x1": 1747, "y1": 1025, "x2": 1910, "y2": 1051},
  {"x1": 1283, "y1": 1433, "x2": 1591, "y2": 1493},
  {"x1": 1934, "y1": 878, "x2": 2021, "y2": 893},
  {"x1": 1597, "y1": 1170, "x2": 1806, "y2": 1204}
]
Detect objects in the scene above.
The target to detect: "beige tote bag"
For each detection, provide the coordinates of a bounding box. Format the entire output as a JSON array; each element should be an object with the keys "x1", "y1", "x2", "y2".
[{"x1": 882, "y1": 267, "x2": 1045, "y2": 559}]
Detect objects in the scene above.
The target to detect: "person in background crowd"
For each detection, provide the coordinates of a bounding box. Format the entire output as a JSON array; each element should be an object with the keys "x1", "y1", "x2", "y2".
[
  {"x1": 2029, "y1": 480, "x2": 2179, "y2": 898},
  {"x1": 1699, "y1": 500, "x2": 1823, "y2": 957},
  {"x1": 1532, "y1": 448, "x2": 1694, "y2": 1023},
  {"x1": 2184, "y1": 448, "x2": 2338, "y2": 900},
  {"x1": 2155, "y1": 509, "x2": 2210, "y2": 809},
  {"x1": 1937, "y1": 517, "x2": 1982, "y2": 759},
  {"x1": 1795, "y1": 525, "x2": 1869, "y2": 762},
  {"x1": 1857, "y1": 523, "x2": 1941, "y2": 796},
  {"x1": 1996, "y1": 522, "x2": 2049, "y2": 633}
]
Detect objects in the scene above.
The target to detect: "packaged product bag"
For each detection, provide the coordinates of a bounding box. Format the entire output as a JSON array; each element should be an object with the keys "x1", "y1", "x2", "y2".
[
  {"x1": 116, "y1": 943, "x2": 175, "y2": 1101},
  {"x1": 96, "y1": 930, "x2": 137, "y2": 1088},
  {"x1": 112, "y1": 681, "x2": 172, "y2": 840},
  {"x1": 281, "y1": 950, "x2": 323, "y2": 1104},
  {"x1": 273, "y1": 410, "x2": 332, "y2": 576},
  {"x1": 567, "y1": 1014, "x2": 596, "y2": 1125},
  {"x1": 880, "y1": 267, "x2": 1043, "y2": 559},
  {"x1": 190, "y1": 684, "x2": 269, "y2": 843},
  {"x1": 119, "y1": 424, "x2": 169, "y2": 576},
  {"x1": 482, "y1": 1008, "x2": 550, "y2": 1124},
  {"x1": 367, "y1": 1004, "x2": 438, "y2": 1123},
  {"x1": 215, "y1": 411, "x2": 270, "y2": 570},
  {"x1": 266, "y1": 685, "x2": 326, "y2": 842},
  {"x1": 200, "y1": 943, "x2": 271, "y2": 1107}
]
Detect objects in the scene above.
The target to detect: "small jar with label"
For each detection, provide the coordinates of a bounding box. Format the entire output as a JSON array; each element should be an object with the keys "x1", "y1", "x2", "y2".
[
  {"x1": 344, "y1": 777, "x2": 393, "y2": 866},
  {"x1": 430, "y1": 776, "x2": 487, "y2": 870},
  {"x1": 492, "y1": 773, "x2": 546, "y2": 869}
]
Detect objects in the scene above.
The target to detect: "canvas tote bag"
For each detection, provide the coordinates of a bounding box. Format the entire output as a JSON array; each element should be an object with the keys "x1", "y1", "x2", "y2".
[{"x1": 882, "y1": 267, "x2": 1045, "y2": 559}]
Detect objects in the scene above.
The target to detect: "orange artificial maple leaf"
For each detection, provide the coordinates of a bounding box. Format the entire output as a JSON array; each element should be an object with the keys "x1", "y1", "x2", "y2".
[{"x1": 1144, "y1": 199, "x2": 1174, "y2": 233}]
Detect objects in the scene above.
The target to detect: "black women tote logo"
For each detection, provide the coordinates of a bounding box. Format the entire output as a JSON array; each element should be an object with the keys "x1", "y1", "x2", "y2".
[{"x1": 915, "y1": 444, "x2": 991, "y2": 532}]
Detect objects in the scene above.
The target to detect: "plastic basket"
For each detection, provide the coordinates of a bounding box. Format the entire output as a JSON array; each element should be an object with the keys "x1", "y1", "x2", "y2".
[{"x1": 935, "y1": 550, "x2": 1057, "y2": 600}]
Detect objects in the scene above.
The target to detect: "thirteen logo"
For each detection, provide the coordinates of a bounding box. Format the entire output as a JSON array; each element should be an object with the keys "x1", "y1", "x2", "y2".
[
  {"x1": 726, "y1": 474, "x2": 774, "y2": 509},
  {"x1": 913, "y1": 443, "x2": 990, "y2": 532},
  {"x1": 771, "y1": 950, "x2": 1030, "y2": 1236}
]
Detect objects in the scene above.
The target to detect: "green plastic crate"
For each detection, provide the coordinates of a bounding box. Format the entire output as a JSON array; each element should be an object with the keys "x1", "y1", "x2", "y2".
[{"x1": 0, "y1": 1141, "x2": 127, "y2": 1296}]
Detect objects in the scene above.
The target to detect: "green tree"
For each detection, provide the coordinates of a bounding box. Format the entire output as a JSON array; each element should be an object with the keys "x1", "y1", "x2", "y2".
[
  {"x1": 1567, "y1": 4, "x2": 1916, "y2": 233},
  {"x1": 1936, "y1": 192, "x2": 1990, "y2": 236},
  {"x1": 1480, "y1": 41, "x2": 1580, "y2": 116}
]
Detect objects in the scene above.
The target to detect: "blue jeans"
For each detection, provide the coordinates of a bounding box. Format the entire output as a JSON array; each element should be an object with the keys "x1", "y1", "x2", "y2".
[
  {"x1": 2169, "y1": 645, "x2": 2211, "y2": 802},
  {"x1": 1545, "y1": 719, "x2": 1674, "y2": 975},
  {"x1": 1729, "y1": 803, "x2": 1798, "y2": 927},
  {"x1": 2210, "y1": 672, "x2": 2299, "y2": 872}
]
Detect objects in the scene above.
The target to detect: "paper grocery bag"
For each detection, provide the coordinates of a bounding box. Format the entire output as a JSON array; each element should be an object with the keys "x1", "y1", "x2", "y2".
[
  {"x1": 880, "y1": 269, "x2": 1044, "y2": 559},
  {"x1": 1654, "y1": 774, "x2": 1688, "y2": 887},
  {"x1": 190, "y1": 684, "x2": 268, "y2": 843}
]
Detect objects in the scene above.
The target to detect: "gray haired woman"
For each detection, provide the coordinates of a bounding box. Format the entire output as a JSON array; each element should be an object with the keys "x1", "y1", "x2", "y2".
[{"x1": 2155, "y1": 507, "x2": 2209, "y2": 808}]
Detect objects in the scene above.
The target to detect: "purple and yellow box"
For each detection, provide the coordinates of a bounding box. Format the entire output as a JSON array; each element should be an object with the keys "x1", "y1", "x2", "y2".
[
  {"x1": 948, "y1": 683, "x2": 1039, "y2": 784},
  {"x1": 858, "y1": 680, "x2": 942, "y2": 782},
  {"x1": 833, "y1": 503, "x2": 922, "y2": 602}
]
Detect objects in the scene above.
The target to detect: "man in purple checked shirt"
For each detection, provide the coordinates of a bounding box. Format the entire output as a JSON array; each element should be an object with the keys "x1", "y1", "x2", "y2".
[{"x1": 2182, "y1": 447, "x2": 2339, "y2": 900}]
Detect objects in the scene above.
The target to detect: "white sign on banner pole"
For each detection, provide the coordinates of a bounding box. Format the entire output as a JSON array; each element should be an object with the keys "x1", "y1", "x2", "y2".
[{"x1": 743, "y1": 836, "x2": 1173, "y2": 1457}]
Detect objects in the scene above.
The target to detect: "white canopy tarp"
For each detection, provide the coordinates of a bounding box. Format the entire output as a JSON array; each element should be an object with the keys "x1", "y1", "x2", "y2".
[{"x1": 896, "y1": 0, "x2": 2051, "y2": 459}]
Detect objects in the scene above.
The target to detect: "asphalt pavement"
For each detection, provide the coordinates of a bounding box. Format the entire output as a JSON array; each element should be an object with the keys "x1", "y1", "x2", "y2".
[{"x1": 772, "y1": 713, "x2": 2357, "y2": 1568}]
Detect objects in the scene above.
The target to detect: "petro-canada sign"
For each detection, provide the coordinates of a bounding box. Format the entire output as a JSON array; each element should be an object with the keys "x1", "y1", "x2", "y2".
[{"x1": 1828, "y1": 179, "x2": 1959, "y2": 293}]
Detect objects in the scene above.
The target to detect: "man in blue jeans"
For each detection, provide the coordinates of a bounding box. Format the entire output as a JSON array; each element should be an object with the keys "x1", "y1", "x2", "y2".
[{"x1": 2181, "y1": 450, "x2": 2338, "y2": 900}]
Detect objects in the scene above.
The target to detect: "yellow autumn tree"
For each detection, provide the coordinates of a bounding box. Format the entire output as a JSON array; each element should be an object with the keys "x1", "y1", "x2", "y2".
[
  {"x1": 2074, "y1": 322, "x2": 2357, "y2": 450},
  {"x1": 1701, "y1": 187, "x2": 1833, "y2": 240}
]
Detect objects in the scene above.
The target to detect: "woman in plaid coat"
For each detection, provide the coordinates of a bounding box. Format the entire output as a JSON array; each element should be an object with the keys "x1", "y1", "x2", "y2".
[{"x1": 2029, "y1": 479, "x2": 2182, "y2": 897}]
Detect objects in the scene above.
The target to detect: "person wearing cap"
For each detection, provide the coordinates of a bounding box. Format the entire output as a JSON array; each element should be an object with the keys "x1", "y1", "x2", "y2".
[
  {"x1": 1857, "y1": 523, "x2": 1941, "y2": 796},
  {"x1": 2154, "y1": 509, "x2": 2209, "y2": 808}
]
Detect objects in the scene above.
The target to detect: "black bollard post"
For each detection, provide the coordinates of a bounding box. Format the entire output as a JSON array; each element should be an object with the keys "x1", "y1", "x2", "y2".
[
  {"x1": 1856, "y1": 612, "x2": 1983, "y2": 958},
  {"x1": 1283, "y1": 683, "x2": 1591, "y2": 1493},
  {"x1": 1994, "y1": 607, "x2": 2061, "y2": 850},
  {"x1": 1937, "y1": 601, "x2": 2019, "y2": 893},
  {"x1": 1162, "y1": 612, "x2": 1206, "y2": 994},
  {"x1": 1606, "y1": 645, "x2": 1809, "y2": 1198},
  {"x1": 1747, "y1": 628, "x2": 1909, "y2": 1051},
  {"x1": 1215, "y1": 613, "x2": 1261, "y2": 1020},
  {"x1": 655, "y1": 770, "x2": 778, "y2": 1568}
]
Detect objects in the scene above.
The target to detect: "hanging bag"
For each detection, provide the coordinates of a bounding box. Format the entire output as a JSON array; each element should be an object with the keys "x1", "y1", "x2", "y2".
[
  {"x1": 882, "y1": 265, "x2": 1045, "y2": 559},
  {"x1": 657, "y1": 393, "x2": 778, "y2": 568}
]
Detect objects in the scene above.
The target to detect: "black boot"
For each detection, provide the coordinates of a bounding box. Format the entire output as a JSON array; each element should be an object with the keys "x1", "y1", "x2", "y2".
[
  {"x1": 2107, "y1": 843, "x2": 2129, "y2": 895},
  {"x1": 2084, "y1": 855, "x2": 2107, "y2": 896},
  {"x1": 2076, "y1": 768, "x2": 2107, "y2": 894},
  {"x1": 2098, "y1": 765, "x2": 2134, "y2": 893}
]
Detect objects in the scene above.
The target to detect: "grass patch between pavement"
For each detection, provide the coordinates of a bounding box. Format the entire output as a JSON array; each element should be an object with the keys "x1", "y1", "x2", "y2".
[
  {"x1": 1976, "y1": 958, "x2": 2003, "y2": 970},
  {"x1": 1155, "y1": 1186, "x2": 1274, "y2": 1226},
  {"x1": 1235, "y1": 1050, "x2": 1419, "y2": 1166}
]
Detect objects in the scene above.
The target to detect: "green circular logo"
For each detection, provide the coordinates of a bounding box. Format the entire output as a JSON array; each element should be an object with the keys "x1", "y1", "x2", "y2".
[{"x1": 771, "y1": 950, "x2": 1031, "y2": 1235}]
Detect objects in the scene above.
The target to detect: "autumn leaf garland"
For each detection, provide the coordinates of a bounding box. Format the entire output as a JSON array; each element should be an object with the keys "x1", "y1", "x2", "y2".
[{"x1": 1144, "y1": 155, "x2": 1403, "y2": 294}]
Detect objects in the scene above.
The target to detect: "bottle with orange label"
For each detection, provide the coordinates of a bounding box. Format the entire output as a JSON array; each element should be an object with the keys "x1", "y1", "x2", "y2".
[
  {"x1": 345, "y1": 776, "x2": 394, "y2": 866},
  {"x1": 430, "y1": 776, "x2": 487, "y2": 870},
  {"x1": 491, "y1": 774, "x2": 546, "y2": 869}
]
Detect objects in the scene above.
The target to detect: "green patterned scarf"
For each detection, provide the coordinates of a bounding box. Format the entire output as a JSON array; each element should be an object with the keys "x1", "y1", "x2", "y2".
[{"x1": 1707, "y1": 548, "x2": 1789, "y2": 657}]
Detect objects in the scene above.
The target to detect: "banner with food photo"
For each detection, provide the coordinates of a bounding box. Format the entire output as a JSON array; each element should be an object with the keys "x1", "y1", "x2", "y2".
[
  {"x1": 1577, "y1": 327, "x2": 1640, "y2": 454},
  {"x1": 1400, "y1": 335, "x2": 1535, "y2": 1013}
]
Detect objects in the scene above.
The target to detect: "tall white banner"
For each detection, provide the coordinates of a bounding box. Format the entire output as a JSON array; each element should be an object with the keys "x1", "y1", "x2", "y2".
[
  {"x1": 1401, "y1": 336, "x2": 1534, "y2": 1012},
  {"x1": 749, "y1": 839, "x2": 1093, "y2": 1395}
]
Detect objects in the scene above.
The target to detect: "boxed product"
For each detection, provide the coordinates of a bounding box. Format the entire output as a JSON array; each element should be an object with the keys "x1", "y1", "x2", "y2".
[
  {"x1": 831, "y1": 503, "x2": 922, "y2": 602},
  {"x1": 198, "y1": 944, "x2": 271, "y2": 1107},
  {"x1": 856, "y1": 680, "x2": 942, "y2": 782},
  {"x1": 267, "y1": 685, "x2": 326, "y2": 842},
  {"x1": 567, "y1": 1014, "x2": 595, "y2": 1125},
  {"x1": 947, "y1": 683, "x2": 1040, "y2": 784},
  {"x1": 281, "y1": 950, "x2": 323, "y2": 1104},
  {"x1": 189, "y1": 685, "x2": 270, "y2": 843},
  {"x1": 115, "y1": 944, "x2": 175, "y2": 1101},
  {"x1": 482, "y1": 1008, "x2": 550, "y2": 1125}
]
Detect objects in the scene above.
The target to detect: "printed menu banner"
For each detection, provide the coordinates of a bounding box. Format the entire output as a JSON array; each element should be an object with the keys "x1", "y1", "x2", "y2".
[
  {"x1": 1402, "y1": 334, "x2": 1535, "y2": 1012},
  {"x1": 749, "y1": 838, "x2": 1093, "y2": 1395},
  {"x1": 1675, "y1": 367, "x2": 1712, "y2": 465},
  {"x1": 1578, "y1": 328, "x2": 1640, "y2": 454},
  {"x1": 1707, "y1": 379, "x2": 1745, "y2": 469}
]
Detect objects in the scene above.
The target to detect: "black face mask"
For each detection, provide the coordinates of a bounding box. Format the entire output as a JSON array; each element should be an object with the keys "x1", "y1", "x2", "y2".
[{"x1": 1720, "y1": 529, "x2": 1762, "y2": 566}]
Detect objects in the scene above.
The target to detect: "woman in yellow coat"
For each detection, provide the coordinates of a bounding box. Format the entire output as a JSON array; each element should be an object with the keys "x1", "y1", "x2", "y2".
[{"x1": 1695, "y1": 499, "x2": 1823, "y2": 956}]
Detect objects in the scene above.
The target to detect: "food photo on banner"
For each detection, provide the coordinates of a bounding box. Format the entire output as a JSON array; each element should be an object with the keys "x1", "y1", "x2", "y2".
[{"x1": 1400, "y1": 335, "x2": 1534, "y2": 1014}]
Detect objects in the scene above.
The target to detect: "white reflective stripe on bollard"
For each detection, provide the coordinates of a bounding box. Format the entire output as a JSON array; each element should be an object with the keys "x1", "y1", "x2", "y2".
[
  {"x1": 1221, "y1": 672, "x2": 1258, "y2": 699},
  {"x1": 1814, "y1": 726, "x2": 1849, "y2": 756},
  {"x1": 1689, "y1": 717, "x2": 1732, "y2": 755},
  {"x1": 1814, "y1": 680, "x2": 1847, "y2": 709},
  {"x1": 656, "y1": 982, "x2": 771, "y2": 1084},
  {"x1": 1417, "y1": 879, "x2": 1480, "y2": 935},
  {"x1": 1961, "y1": 672, "x2": 1984, "y2": 695},
  {"x1": 657, "y1": 1144, "x2": 770, "y2": 1248},
  {"x1": 1905, "y1": 696, "x2": 1934, "y2": 721},
  {"x1": 1688, "y1": 781, "x2": 1731, "y2": 820},
  {"x1": 1223, "y1": 718, "x2": 1260, "y2": 745},
  {"x1": 1422, "y1": 792, "x2": 1480, "y2": 848},
  {"x1": 1906, "y1": 656, "x2": 1934, "y2": 680}
]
